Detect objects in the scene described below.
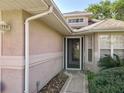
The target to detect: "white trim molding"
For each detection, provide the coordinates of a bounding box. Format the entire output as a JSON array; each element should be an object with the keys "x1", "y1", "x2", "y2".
[{"x1": 0, "y1": 56, "x2": 24, "y2": 69}]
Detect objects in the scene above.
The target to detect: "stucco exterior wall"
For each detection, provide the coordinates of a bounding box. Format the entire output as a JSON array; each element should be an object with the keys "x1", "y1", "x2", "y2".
[
  {"x1": 2, "y1": 10, "x2": 24, "y2": 56},
  {"x1": 22, "y1": 11, "x2": 64, "y2": 93},
  {"x1": 0, "y1": 10, "x2": 64, "y2": 93},
  {"x1": 1, "y1": 69, "x2": 24, "y2": 93},
  {"x1": 0, "y1": 10, "x2": 24, "y2": 93}
]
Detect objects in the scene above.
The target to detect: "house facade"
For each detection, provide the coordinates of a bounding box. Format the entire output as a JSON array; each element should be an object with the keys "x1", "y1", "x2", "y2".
[
  {"x1": 65, "y1": 19, "x2": 124, "y2": 72},
  {"x1": 0, "y1": 0, "x2": 124, "y2": 93}
]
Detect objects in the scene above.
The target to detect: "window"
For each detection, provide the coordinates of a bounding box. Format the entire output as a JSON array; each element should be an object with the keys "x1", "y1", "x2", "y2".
[
  {"x1": 80, "y1": 18, "x2": 84, "y2": 22},
  {"x1": 113, "y1": 34, "x2": 124, "y2": 49},
  {"x1": 100, "y1": 49, "x2": 111, "y2": 58},
  {"x1": 68, "y1": 18, "x2": 84, "y2": 23},
  {"x1": 113, "y1": 34, "x2": 124, "y2": 59},
  {"x1": 114, "y1": 49, "x2": 124, "y2": 59},
  {"x1": 99, "y1": 35, "x2": 111, "y2": 49},
  {"x1": 99, "y1": 34, "x2": 124, "y2": 59},
  {"x1": 88, "y1": 49, "x2": 92, "y2": 62},
  {"x1": 88, "y1": 35, "x2": 93, "y2": 62},
  {"x1": 99, "y1": 34, "x2": 111, "y2": 58}
]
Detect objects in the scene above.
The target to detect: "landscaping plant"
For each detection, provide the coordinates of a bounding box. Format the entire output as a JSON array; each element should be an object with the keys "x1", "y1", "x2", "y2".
[
  {"x1": 88, "y1": 67, "x2": 124, "y2": 93},
  {"x1": 98, "y1": 54, "x2": 124, "y2": 70}
]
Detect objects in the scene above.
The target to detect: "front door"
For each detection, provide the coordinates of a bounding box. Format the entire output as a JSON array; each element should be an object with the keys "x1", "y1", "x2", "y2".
[{"x1": 66, "y1": 37, "x2": 82, "y2": 70}]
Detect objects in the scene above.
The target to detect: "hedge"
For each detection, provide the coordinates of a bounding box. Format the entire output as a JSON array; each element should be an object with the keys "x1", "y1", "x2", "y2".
[{"x1": 88, "y1": 67, "x2": 124, "y2": 93}]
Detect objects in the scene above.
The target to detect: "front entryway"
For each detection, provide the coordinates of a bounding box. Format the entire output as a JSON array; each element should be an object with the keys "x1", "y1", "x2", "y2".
[{"x1": 65, "y1": 37, "x2": 83, "y2": 70}]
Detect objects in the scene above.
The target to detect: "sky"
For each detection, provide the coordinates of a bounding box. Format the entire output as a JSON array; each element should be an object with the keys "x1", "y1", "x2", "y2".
[{"x1": 53, "y1": 0, "x2": 114, "y2": 13}]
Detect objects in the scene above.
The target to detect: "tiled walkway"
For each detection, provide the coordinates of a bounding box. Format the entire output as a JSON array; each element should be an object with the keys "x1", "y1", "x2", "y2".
[{"x1": 60, "y1": 71, "x2": 88, "y2": 93}]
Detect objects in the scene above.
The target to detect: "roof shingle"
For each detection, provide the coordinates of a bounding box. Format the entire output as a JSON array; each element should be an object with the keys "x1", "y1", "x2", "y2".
[{"x1": 74, "y1": 19, "x2": 124, "y2": 33}]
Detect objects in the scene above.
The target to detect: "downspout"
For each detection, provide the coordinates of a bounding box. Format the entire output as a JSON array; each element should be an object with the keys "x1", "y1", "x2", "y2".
[
  {"x1": 24, "y1": 6, "x2": 53, "y2": 93},
  {"x1": 0, "y1": 11, "x2": 2, "y2": 93}
]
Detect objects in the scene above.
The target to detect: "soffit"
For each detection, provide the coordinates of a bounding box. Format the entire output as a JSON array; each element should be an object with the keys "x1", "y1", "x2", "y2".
[{"x1": 0, "y1": 0, "x2": 48, "y2": 14}]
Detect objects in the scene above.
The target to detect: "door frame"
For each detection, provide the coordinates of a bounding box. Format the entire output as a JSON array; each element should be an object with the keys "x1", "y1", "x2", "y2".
[{"x1": 65, "y1": 36, "x2": 83, "y2": 70}]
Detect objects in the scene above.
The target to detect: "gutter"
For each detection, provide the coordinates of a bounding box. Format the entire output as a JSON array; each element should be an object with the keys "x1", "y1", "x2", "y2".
[
  {"x1": 72, "y1": 29, "x2": 124, "y2": 35},
  {"x1": 24, "y1": 6, "x2": 53, "y2": 93},
  {"x1": 50, "y1": 0, "x2": 73, "y2": 33}
]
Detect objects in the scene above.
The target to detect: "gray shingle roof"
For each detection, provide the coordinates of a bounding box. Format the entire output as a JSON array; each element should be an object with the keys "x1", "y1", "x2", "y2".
[
  {"x1": 63, "y1": 11, "x2": 93, "y2": 16},
  {"x1": 64, "y1": 11, "x2": 89, "y2": 14},
  {"x1": 74, "y1": 19, "x2": 124, "y2": 33}
]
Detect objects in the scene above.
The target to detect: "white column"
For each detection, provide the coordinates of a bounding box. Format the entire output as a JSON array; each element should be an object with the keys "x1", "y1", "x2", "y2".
[
  {"x1": 85, "y1": 36, "x2": 88, "y2": 63},
  {"x1": 92, "y1": 34, "x2": 95, "y2": 63},
  {"x1": 94, "y1": 33, "x2": 100, "y2": 62},
  {"x1": 80, "y1": 37, "x2": 82, "y2": 70},
  {"x1": 65, "y1": 38, "x2": 67, "y2": 69},
  {"x1": 110, "y1": 34, "x2": 114, "y2": 57}
]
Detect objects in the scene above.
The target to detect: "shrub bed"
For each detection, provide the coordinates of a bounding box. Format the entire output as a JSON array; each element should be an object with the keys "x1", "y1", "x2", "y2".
[
  {"x1": 87, "y1": 67, "x2": 124, "y2": 93},
  {"x1": 39, "y1": 71, "x2": 68, "y2": 93}
]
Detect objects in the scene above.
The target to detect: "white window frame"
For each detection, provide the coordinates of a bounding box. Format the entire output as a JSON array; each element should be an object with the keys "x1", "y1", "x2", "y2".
[{"x1": 68, "y1": 18, "x2": 84, "y2": 23}]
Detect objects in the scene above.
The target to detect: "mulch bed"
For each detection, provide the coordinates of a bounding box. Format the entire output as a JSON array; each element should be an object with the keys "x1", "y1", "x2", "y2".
[{"x1": 39, "y1": 71, "x2": 68, "y2": 93}]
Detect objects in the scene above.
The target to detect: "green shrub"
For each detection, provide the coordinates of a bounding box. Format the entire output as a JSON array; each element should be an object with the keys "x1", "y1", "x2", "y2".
[
  {"x1": 88, "y1": 67, "x2": 124, "y2": 93},
  {"x1": 85, "y1": 70, "x2": 95, "y2": 80},
  {"x1": 98, "y1": 54, "x2": 124, "y2": 70}
]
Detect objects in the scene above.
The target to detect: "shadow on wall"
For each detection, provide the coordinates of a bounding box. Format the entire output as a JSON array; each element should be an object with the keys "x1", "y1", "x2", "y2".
[{"x1": 0, "y1": 82, "x2": 6, "y2": 92}]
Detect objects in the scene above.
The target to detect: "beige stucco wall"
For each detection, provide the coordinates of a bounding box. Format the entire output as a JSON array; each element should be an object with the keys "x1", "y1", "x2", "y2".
[
  {"x1": 0, "y1": 10, "x2": 24, "y2": 93},
  {"x1": 2, "y1": 10, "x2": 24, "y2": 56},
  {"x1": 1, "y1": 69, "x2": 24, "y2": 93},
  {"x1": 0, "y1": 10, "x2": 64, "y2": 93},
  {"x1": 22, "y1": 11, "x2": 64, "y2": 93}
]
